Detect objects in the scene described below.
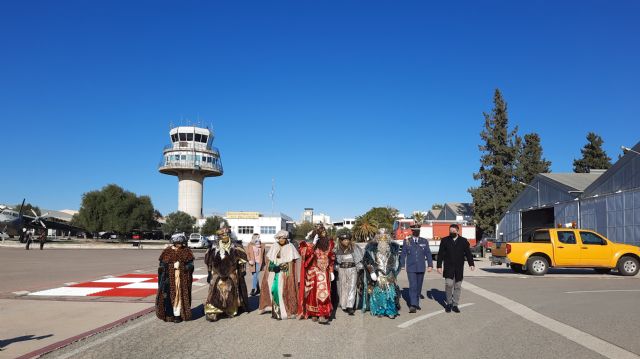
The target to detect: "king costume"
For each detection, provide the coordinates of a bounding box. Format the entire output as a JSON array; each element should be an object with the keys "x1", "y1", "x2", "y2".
[
  {"x1": 362, "y1": 229, "x2": 401, "y2": 319},
  {"x1": 298, "y1": 225, "x2": 336, "y2": 324},
  {"x1": 334, "y1": 232, "x2": 364, "y2": 315},
  {"x1": 204, "y1": 230, "x2": 250, "y2": 321},
  {"x1": 258, "y1": 230, "x2": 300, "y2": 320},
  {"x1": 156, "y1": 234, "x2": 195, "y2": 323}
]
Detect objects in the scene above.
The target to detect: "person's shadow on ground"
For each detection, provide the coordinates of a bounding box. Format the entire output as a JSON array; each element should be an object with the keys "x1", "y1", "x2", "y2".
[
  {"x1": 0, "y1": 334, "x2": 53, "y2": 350},
  {"x1": 426, "y1": 288, "x2": 447, "y2": 309}
]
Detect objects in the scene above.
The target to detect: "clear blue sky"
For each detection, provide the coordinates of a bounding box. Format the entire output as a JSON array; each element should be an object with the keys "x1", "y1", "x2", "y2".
[{"x1": 1, "y1": 1, "x2": 639, "y2": 220}]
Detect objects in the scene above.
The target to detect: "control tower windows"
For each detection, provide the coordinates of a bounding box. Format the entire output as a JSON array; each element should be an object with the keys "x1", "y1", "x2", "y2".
[
  {"x1": 187, "y1": 133, "x2": 193, "y2": 141},
  {"x1": 202, "y1": 135, "x2": 208, "y2": 143},
  {"x1": 195, "y1": 134, "x2": 202, "y2": 142},
  {"x1": 179, "y1": 133, "x2": 186, "y2": 141},
  {"x1": 171, "y1": 134, "x2": 178, "y2": 142}
]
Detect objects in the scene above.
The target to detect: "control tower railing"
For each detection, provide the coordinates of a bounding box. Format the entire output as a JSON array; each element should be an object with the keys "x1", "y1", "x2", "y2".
[{"x1": 158, "y1": 157, "x2": 224, "y2": 174}]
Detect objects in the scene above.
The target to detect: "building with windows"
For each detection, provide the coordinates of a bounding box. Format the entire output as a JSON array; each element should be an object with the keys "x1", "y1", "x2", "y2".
[
  {"x1": 333, "y1": 218, "x2": 356, "y2": 230},
  {"x1": 159, "y1": 125, "x2": 223, "y2": 219},
  {"x1": 497, "y1": 140, "x2": 640, "y2": 246},
  {"x1": 224, "y1": 211, "x2": 295, "y2": 244}
]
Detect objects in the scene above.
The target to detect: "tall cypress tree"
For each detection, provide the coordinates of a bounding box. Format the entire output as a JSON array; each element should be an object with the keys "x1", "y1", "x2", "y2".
[
  {"x1": 469, "y1": 89, "x2": 520, "y2": 236},
  {"x1": 515, "y1": 133, "x2": 552, "y2": 184},
  {"x1": 573, "y1": 132, "x2": 612, "y2": 173}
]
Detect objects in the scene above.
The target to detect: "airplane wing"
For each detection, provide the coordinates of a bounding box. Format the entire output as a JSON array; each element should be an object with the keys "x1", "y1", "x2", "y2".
[{"x1": 21, "y1": 215, "x2": 83, "y2": 232}]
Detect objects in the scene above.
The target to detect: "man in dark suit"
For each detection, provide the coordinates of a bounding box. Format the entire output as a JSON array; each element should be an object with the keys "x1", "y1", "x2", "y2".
[
  {"x1": 436, "y1": 223, "x2": 475, "y2": 313},
  {"x1": 400, "y1": 224, "x2": 433, "y2": 313}
]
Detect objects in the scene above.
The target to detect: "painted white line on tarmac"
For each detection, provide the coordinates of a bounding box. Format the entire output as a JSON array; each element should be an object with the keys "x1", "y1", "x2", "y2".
[
  {"x1": 565, "y1": 289, "x2": 640, "y2": 294},
  {"x1": 397, "y1": 303, "x2": 475, "y2": 329},
  {"x1": 463, "y1": 281, "x2": 640, "y2": 359}
]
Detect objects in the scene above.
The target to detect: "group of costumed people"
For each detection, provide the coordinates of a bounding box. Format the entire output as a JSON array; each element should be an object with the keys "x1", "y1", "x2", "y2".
[{"x1": 157, "y1": 222, "x2": 470, "y2": 323}]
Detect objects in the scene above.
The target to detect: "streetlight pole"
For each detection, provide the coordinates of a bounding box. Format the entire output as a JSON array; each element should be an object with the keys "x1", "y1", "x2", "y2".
[
  {"x1": 518, "y1": 181, "x2": 540, "y2": 208},
  {"x1": 621, "y1": 145, "x2": 640, "y2": 156}
]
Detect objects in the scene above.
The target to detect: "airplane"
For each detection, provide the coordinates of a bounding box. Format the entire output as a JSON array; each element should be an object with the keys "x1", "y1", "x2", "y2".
[{"x1": 0, "y1": 199, "x2": 82, "y2": 242}]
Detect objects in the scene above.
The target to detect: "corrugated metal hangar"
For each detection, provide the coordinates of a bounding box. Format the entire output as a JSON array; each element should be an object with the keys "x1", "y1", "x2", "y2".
[{"x1": 497, "y1": 141, "x2": 640, "y2": 246}]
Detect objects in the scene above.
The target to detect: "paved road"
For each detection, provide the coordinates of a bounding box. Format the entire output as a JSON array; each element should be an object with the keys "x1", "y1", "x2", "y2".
[
  {"x1": 2, "y1": 248, "x2": 640, "y2": 359},
  {"x1": 43, "y1": 269, "x2": 640, "y2": 358}
]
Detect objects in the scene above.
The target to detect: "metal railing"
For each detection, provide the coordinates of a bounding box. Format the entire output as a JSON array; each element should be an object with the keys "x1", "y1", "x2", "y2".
[{"x1": 158, "y1": 158, "x2": 224, "y2": 173}]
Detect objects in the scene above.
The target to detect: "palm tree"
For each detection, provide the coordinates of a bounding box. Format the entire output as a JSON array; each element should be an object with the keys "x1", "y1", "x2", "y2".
[
  {"x1": 413, "y1": 212, "x2": 426, "y2": 224},
  {"x1": 353, "y1": 216, "x2": 378, "y2": 242}
]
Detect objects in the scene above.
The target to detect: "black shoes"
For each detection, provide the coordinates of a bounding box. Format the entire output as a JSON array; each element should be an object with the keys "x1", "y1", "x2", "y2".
[
  {"x1": 173, "y1": 316, "x2": 182, "y2": 323},
  {"x1": 419, "y1": 294, "x2": 425, "y2": 299},
  {"x1": 452, "y1": 306, "x2": 460, "y2": 313},
  {"x1": 347, "y1": 308, "x2": 355, "y2": 316},
  {"x1": 409, "y1": 306, "x2": 417, "y2": 313},
  {"x1": 416, "y1": 306, "x2": 422, "y2": 311},
  {"x1": 445, "y1": 305, "x2": 452, "y2": 313}
]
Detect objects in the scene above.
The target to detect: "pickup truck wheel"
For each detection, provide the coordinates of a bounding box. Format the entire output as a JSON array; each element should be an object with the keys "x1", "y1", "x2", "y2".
[
  {"x1": 593, "y1": 268, "x2": 611, "y2": 274},
  {"x1": 527, "y1": 256, "x2": 548, "y2": 276},
  {"x1": 617, "y1": 256, "x2": 639, "y2": 276}
]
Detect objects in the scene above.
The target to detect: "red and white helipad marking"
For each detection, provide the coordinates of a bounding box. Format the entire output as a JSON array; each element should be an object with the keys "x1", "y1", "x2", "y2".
[{"x1": 28, "y1": 273, "x2": 207, "y2": 298}]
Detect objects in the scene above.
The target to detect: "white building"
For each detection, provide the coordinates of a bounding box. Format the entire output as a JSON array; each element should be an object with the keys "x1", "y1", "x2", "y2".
[
  {"x1": 300, "y1": 208, "x2": 331, "y2": 225},
  {"x1": 224, "y1": 211, "x2": 295, "y2": 244},
  {"x1": 333, "y1": 218, "x2": 356, "y2": 230}
]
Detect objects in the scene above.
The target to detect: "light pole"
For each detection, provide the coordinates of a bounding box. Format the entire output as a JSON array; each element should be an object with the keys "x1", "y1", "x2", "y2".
[
  {"x1": 621, "y1": 145, "x2": 640, "y2": 156},
  {"x1": 518, "y1": 181, "x2": 540, "y2": 208}
]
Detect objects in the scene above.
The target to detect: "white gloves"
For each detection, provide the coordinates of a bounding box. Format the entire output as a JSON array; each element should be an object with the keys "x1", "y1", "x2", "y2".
[
  {"x1": 330, "y1": 272, "x2": 335, "y2": 281},
  {"x1": 370, "y1": 272, "x2": 378, "y2": 281},
  {"x1": 306, "y1": 230, "x2": 319, "y2": 244},
  {"x1": 173, "y1": 262, "x2": 180, "y2": 269},
  {"x1": 249, "y1": 261, "x2": 254, "y2": 265}
]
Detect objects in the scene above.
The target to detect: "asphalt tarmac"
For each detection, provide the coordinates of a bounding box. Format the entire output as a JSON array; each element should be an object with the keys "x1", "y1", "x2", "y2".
[{"x1": 1, "y1": 247, "x2": 639, "y2": 359}]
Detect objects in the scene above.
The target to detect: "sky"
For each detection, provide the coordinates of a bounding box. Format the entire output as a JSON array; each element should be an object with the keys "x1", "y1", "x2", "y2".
[{"x1": 1, "y1": 1, "x2": 639, "y2": 220}]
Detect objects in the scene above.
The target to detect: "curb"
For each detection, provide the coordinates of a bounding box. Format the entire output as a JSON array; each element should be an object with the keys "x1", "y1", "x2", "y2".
[{"x1": 15, "y1": 306, "x2": 155, "y2": 359}]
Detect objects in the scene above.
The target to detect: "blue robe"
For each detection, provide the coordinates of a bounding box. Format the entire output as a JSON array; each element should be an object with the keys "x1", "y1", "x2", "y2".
[{"x1": 362, "y1": 241, "x2": 401, "y2": 316}]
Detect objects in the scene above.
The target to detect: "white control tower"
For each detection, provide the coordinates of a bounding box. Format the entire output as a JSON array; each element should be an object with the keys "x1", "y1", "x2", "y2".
[{"x1": 159, "y1": 126, "x2": 223, "y2": 219}]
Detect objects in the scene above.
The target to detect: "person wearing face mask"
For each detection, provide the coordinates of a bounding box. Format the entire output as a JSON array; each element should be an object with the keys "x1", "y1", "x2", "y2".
[
  {"x1": 334, "y1": 231, "x2": 364, "y2": 315},
  {"x1": 400, "y1": 224, "x2": 433, "y2": 313},
  {"x1": 258, "y1": 230, "x2": 300, "y2": 320},
  {"x1": 246, "y1": 233, "x2": 265, "y2": 296},
  {"x1": 436, "y1": 224, "x2": 475, "y2": 313}
]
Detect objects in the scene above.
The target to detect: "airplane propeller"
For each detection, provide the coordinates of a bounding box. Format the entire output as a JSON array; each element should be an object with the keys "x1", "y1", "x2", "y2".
[{"x1": 30, "y1": 209, "x2": 49, "y2": 229}]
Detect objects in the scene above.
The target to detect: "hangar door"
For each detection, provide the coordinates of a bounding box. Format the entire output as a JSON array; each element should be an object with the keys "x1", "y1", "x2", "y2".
[{"x1": 521, "y1": 207, "x2": 555, "y2": 241}]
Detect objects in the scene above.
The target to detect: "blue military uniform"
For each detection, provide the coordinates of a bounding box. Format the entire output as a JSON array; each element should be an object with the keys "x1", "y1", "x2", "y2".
[{"x1": 400, "y1": 236, "x2": 433, "y2": 309}]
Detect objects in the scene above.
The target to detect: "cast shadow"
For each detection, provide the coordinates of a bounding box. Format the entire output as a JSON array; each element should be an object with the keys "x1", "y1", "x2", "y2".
[
  {"x1": 0, "y1": 334, "x2": 53, "y2": 349},
  {"x1": 426, "y1": 288, "x2": 447, "y2": 308}
]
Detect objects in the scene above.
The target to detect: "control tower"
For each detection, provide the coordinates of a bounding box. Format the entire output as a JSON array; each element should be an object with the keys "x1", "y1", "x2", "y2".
[{"x1": 159, "y1": 126, "x2": 223, "y2": 219}]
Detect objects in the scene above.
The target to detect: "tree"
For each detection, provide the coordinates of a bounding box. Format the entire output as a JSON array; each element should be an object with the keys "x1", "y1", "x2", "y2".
[
  {"x1": 74, "y1": 184, "x2": 157, "y2": 233},
  {"x1": 13, "y1": 202, "x2": 41, "y2": 216},
  {"x1": 201, "y1": 216, "x2": 228, "y2": 236},
  {"x1": 353, "y1": 216, "x2": 378, "y2": 242},
  {"x1": 163, "y1": 211, "x2": 197, "y2": 234},
  {"x1": 359, "y1": 207, "x2": 398, "y2": 232},
  {"x1": 469, "y1": 89, "x2": 520, "y2": 236},
  {"x1": 294, "y1": 221, "x2": 315, "y2": 241},
  {"x1": 413, "y1": 212, "x2": 426, "y2": 224},
  {"x1": 431, "y1": 204, "x2": 443, "y2": 210},
  {"x1": 515, "y1": 133, "x2": 552, "y2": 184},
  {"x1": 573, "y1": 132, "x2": 612, "y2": 173}
]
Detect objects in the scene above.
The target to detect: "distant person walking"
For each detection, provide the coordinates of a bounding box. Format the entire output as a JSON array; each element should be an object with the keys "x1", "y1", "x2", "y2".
[
  {"x1": 436, "y1": 224, "x2": 475, "y2": 313},
  {"x1": 246, "y1": 233, "x2": 265, "y2": 296},
  {"x1": 24, "y1": 229, "x2": 33, "y2": 250},
  {"x1": 38, "y1": 229, "x2": 47, "y2": 250}
]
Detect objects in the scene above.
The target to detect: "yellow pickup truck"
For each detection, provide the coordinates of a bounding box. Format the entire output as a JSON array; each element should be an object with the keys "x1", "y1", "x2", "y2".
[{"x1": 497, "y1": 228, "x2": 640, "y2": 276}]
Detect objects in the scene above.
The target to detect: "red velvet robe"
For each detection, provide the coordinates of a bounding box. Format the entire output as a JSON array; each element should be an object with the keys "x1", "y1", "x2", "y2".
[{"x1": 297, "y1": 239, "x2": 335, "y2": 318}]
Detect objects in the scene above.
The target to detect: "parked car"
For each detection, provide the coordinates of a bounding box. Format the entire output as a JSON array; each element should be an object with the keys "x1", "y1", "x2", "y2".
[
  {"x1": 99, "y1": 232, "x2": 118, "y2": 239},
  {"x1": 494, "y1": 228, "x2": 640, "y2": 276},
  {"x1": 188, "y1": 233, "x2": 208, "y2": 249}
]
